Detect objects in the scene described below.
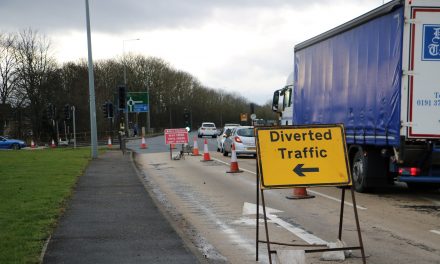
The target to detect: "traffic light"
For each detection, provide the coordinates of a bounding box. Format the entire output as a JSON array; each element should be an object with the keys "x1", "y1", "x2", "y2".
[
  {"x1": 108, "y1": 102, "x2": 114, "y2": 118},
  {"x1": 102, "y1": 102, "x2": 109, "y2": 117},
  {"x1": 183, "y1": 111, "x2": 191, "y2": 129},
  {"x1": 118, "y1": 85, "x2": 126, "y2": 110},
  {"x1": 64, "y1": 104, "x2": 70, "y2": 120}
]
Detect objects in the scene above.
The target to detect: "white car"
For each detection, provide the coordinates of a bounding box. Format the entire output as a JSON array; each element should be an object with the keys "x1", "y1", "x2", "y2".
[
  {"x1": 223, "y1": 126, "x2": 256, "y2": 157},
  {"x1": 197, "y1": 122, "x2": 217, "y2": 138},
  {"x1": 216, "y1": 123, "x2": 240, "y2": 152}
]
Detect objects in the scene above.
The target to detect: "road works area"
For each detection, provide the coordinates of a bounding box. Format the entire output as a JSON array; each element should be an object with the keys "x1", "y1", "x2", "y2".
[{"x1": 129, "y1": 134, "x2": 440, "y2": 264}]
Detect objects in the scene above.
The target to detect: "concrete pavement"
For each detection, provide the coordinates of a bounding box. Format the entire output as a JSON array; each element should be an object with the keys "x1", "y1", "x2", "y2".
[{"x1": 43, "y1": 150, "x2": 200, "y2": 264}]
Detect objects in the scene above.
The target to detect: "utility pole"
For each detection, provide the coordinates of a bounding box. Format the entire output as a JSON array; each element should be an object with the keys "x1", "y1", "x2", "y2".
[{"x1": 85, "y1": 0, "x2": 98, "y2": 158}]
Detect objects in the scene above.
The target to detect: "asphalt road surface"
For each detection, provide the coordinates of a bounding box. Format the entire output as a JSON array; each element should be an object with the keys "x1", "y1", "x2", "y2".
[{"x1": 128, "y1": 133, "x2": 440, "y2": 264}]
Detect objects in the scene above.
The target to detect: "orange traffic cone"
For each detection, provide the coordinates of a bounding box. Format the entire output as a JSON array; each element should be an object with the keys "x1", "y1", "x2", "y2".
[
  {"x1": 192, "y1": 137, "x2": 200, "y2": 156},
  {"x1": 201, "y1": 139, "x2": 212, "y2": 161},
  {"x1": 140, "y1": 136, "x2": 147, "y2": 149},
  {"x1": 31, "y1": 139, "x2": 36, "y2": 148},
  {"x1": 51, "y1": 139, "x2": 56, "y2": 148},
  {"x1": 107, "y1": 137, "x2": 112, "y2": 148},
  {"x1": 286, "y1": 187, "x2": 315, "y2": 199},
  {"x1": 227, "y1": 143, "x2": 242, "y2": 173}
]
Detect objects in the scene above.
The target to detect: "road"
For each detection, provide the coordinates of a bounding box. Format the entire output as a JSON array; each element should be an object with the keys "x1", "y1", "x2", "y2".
[{"x1": 127, "y1": 133, "x2": 440, "y2": 264}]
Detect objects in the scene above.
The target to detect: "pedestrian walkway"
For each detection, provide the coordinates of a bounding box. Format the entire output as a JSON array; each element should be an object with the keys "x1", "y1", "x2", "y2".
[{"x1": 43, "y1": 151, "x2": 200, "y2": 264}]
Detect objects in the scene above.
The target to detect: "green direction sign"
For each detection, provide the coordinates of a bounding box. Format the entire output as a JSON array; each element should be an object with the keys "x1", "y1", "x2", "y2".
[{"x1": 127, "y1": 92, "x2": 149, "y2": 113}]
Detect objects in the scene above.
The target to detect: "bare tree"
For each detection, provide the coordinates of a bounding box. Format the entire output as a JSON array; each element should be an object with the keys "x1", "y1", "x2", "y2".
[
  {"x1": 14, "y1": 28, "x2": 58, "y2": 139},
  {"x1": 0, "y1": 32, "x2": 18, "y2": 105}
]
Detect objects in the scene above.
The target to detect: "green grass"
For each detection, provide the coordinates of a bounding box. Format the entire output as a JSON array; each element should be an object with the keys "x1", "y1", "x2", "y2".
[{"x1": 0, "y1": 148, "x2": 94, "y2": 264}]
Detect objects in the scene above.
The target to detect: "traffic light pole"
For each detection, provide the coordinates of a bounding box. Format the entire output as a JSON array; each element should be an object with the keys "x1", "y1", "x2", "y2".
[
  {"x1": 72, "y1": 106, "x2": 76, "y2": 149},
  {"x1": 147, "y1": 87, "x2": 150, "y2": 135}
]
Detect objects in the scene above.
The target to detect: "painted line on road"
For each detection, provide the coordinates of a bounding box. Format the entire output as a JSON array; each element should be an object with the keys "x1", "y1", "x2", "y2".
[
  {"x1": 212, "y1": 157, "x2": 256, "y2": 174},
  {"x1": 430, "y1": 230, "x2": 440, "y2": 235},
  {"x1": 243, "y1": 202, "x2": 328, "y2": 245},
  {"x1": 211, "y1": 157, "x2": 367, "y2": 210},
  {"x1": 307, "y1": 190, "x2": 367, "y2": 210},
  {"x1": 422, "y1": 197, "x2": 440, "y2": 206}
]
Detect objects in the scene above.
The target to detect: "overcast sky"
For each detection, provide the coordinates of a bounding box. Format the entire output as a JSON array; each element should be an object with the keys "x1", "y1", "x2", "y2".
[{"x1": 1, "y1": 0, "x2": 388, "y2": 104}]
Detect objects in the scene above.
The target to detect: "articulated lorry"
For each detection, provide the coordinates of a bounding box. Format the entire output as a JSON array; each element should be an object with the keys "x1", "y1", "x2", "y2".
[{"x1": 272, "y1": 0, "x2": 440, "y2": 192}]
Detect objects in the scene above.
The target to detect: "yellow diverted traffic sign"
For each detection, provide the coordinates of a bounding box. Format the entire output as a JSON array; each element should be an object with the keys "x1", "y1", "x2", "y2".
[{"x1": 256, "y1": 125, "x2": 351, "y2": 188}]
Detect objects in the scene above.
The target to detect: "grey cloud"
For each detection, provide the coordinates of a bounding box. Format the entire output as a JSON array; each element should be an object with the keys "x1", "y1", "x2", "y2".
[{"x1": 0, "y1": 0, "x2": 328, "y2": 33}]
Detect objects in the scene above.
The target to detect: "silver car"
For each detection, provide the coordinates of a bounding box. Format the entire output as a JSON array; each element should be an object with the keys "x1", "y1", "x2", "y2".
[
  {"x1": 216, "y1": 123, "x2": 240, "y2": 152},
  {"x1": 223, "y1": 126, "x2": 256, "y2": 157}
]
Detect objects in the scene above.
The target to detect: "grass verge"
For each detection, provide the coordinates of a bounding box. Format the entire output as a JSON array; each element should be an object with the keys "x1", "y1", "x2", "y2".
[{"x1": 0, "y1": 148, "x2": 94, "y2": 263}]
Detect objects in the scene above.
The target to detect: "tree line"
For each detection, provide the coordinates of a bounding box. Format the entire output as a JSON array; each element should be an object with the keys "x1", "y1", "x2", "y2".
[{"x1": 0, "y1": 29, "x2": 276, "y2": 143}]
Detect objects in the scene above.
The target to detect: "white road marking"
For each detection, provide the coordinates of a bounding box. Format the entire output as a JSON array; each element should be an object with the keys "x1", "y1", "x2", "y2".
[
  {"x1": 143, "y1": 163, "x2": 271, "y2": 263},
  {"x1": 307, "y1": 190, "x2": 367, "y2": 210},
  {"x1": 212, "y1": 157, "x2": 367, "y2": 210},
  {"x1": 242, "y1": 202, "x2": 328, "y2": 245},
  {"x1": 430, "y1": 230, "x2": 440, "y2": 235},
  {"x1": 422, "y1": 197, "x2": 440, "y2": 206},
  {"x1": 212, "y1": 157, "x2": 256, "y2": 174}
]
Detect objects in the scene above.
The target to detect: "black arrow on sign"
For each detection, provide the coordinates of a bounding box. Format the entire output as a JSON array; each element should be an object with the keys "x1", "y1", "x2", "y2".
[{"x1": 293, "y1": 164, "x2": 319, "y2": 177}]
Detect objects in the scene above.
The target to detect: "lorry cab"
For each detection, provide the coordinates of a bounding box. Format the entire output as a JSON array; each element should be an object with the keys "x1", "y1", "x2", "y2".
[{"x1": 272, "y1": 73, "x2": 293, "y2": 125}]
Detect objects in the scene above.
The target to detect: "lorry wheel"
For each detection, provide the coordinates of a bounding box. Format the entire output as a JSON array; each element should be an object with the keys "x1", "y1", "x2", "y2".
[{"x1": 352, "y1": 149, "x2": 370, "y2": 193}]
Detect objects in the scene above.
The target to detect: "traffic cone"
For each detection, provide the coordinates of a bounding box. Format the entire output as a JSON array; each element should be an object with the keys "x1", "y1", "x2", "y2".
[
  {"x1": 286, "y1": 187, "x2": 315, "y2": 199},
  {"x1": 31, "y1": 139, "x2": 36, "y2": 148},
  {"x1": 51, "y1": 139, "x2": 56, "y2": 148},
  {"x1": 140, "y1": 136, "x2": 147, "y2": 149},
  {"x1": 107, "y1": 137, "x2": 112, "y2": 148},
  {"x1": 192, "y1": 137, "x2": 200, "y2": 156},
  {"x1": 227, "y1": 144, "x2": 242, "y2": 173},
  {"x1": 201, "y1": 139, "x2": 212, "y2": 161}
]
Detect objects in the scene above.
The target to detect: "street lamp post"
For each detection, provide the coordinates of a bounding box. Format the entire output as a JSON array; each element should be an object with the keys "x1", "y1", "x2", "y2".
[
  {"x1": 122, "y1": 38, "x2": 140, "y2": 136},
  {"x1": 85, "y1": 0, "x2": 98, "y2": 158}
]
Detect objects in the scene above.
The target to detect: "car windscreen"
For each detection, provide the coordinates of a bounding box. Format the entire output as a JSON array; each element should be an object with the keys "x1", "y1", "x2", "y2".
[
  {"x1": 203, "y1": 123, "x2": 215, "y2": 127},
  {"x1": 236, "y1": 128, "x2": 254, "y2": 137}
]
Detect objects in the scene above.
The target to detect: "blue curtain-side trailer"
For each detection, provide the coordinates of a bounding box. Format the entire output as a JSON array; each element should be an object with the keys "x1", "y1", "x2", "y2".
[{"x1": 273, "y1": 0, "x2": 440, "y2": 192}]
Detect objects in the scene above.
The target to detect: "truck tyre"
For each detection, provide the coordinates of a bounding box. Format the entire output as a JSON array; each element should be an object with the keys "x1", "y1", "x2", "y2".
[
  {"x1": 351, "y1": 147, "x2": 389, "y2": 192},
  {"x1": 352, "y1": 149, "x2": 370, "y2": 193}
]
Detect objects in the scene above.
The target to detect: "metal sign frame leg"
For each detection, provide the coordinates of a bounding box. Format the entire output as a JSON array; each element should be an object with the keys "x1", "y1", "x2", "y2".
[
  {"x1": 338, "y1": 187, "x2": 346, "y2": 240},
  {"x1": 337, "y1": 186, "x2": 366, "y2": 264},
  {"x1": 169, "y1": 145, "x2": 172, "y2": 160},
  {"x1": 256, "y1": 160, "x2": 260, "y2": 261},
  {"x1": 350, "y1": 186, "x2": 367, "y2": 264},
  {"x1": 261, "y1": 189, "x2": 273, "y2": 264}
]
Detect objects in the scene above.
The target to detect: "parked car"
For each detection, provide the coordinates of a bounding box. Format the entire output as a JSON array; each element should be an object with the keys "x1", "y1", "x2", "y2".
[
  {"x1": 0, "y1": 136, "x2": 26, "y2": 150},
  {"x1": 223, "y1": 126, "x2": 256, "y2": 157},
  {"x1": 216, "y1": 123, "x2": 240, "y2": 152},
  {"x1": 197, "y1": 122, "x2": 217, "y2": 138}
]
